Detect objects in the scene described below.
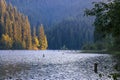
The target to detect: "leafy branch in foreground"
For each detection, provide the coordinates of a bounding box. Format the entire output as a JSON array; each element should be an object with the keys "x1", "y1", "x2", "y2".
[{"x1": 85, "y1": 0, "x2": 120, "y2": 51}]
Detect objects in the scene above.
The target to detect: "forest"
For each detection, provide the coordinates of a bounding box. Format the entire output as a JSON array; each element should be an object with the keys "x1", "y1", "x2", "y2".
[
  {"x1": 6, "y1": 0, "x2": 95, "y2": 50},
  {"x1": 47, "y1": 16, "x2": 94, "y2": 50},
  {"x1": 0, "y1": 0, "x2": 48, "y2": 50}
]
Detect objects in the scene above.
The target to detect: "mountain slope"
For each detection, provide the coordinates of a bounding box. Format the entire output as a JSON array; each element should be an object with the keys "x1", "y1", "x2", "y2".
[{"x1": 6, "y1": 0, "x2": 100, "y2": 27}]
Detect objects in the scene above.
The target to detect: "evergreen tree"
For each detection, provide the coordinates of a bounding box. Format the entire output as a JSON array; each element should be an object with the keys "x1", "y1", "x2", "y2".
[
  {"x1": 0, "y1": 0, "x2": 6, "y2": 15},
  {"x1": 0, "y1": 0, "x2": 6, "y2": 38},
  {"x1": 24, "y1": 16, "x2": 32, "y2": 49},
  {"x1": 38, "y1": 24, "x2": 48, "y2": 50},
  {"x1": 32, "y1": 27, "x2": 39, "y2": 50}
]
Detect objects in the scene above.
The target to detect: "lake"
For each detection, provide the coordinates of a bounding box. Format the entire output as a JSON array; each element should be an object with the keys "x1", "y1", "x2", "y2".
[{"x1": 0, "y1": 50, "x2": 119, "y2": 80}]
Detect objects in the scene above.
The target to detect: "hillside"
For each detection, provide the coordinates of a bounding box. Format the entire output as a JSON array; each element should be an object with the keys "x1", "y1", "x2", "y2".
[
  {"x1": 5, "y1": 0, "x2": 104, "y2": 49},
  {"x1": 6, "y1": 0, "x2": 101, "y2": 27}
]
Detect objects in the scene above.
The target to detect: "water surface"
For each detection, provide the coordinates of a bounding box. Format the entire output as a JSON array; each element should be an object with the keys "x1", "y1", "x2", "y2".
[{"x1": 0, "y1": 50, "x2": 119, "y2": 80}]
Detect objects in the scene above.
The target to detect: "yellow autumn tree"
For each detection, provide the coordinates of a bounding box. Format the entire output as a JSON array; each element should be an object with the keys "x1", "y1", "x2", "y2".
[
  {"x1": 32, "y1": 37, "x2": 39, "y2": 50},
  {"x1": 38, "y1": 24, "x2": 48, "y2": 50},
  {"x1": 32, "y1": 27, "x2": 39, "y2": 50},
  {"x1": 0, "y1": 34, "x2": 13, "y2": 49}
]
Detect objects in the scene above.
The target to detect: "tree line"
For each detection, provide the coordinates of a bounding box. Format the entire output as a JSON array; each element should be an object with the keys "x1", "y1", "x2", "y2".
[{"x1": 0, "y1": 0, "x2": 48, "y2": 50}]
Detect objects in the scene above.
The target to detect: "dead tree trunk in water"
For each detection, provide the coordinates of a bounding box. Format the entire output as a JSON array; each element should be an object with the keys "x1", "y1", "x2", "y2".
[
  {"x1": 43, "y1": 54, "x2": 45, "y2": 57},
  {"x1": 94, "y1": 63, "x2": 98, "y2": 73}
]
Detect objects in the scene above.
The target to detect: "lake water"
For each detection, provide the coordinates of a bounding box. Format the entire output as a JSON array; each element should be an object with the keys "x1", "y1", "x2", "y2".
[{"x1": 0, "y1": 50, "x2": 119, "y2": 80}]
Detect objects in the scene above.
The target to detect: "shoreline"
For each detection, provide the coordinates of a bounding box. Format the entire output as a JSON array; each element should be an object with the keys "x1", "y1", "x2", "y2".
[{"x1": 81, "y1": 50, "x2": 120, "y2": 55}]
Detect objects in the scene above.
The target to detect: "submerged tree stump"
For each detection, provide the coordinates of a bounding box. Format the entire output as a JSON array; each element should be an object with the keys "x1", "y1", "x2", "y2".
[
  {"x1": 43, "y1": 54, "x2": 45, "y2": 57},
  {"x1": 94, "y1": 63, "x2": 98, "y2": 73}
]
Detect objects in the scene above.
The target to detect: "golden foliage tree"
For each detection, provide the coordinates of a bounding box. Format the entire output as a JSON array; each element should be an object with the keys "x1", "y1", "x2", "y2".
[
  {"x1": 32, "y1": 27, "x2": 39, "y2": 50},
  {"x1": 0, "y1": 34, "x2": 13, "y2": 49},
  {"x1": 38, "y1": 24, "x2": 48, "y2": 50}
]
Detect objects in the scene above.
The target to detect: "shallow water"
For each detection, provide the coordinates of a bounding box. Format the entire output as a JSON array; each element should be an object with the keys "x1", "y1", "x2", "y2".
[{"x1": 0, "y1": 50, "x2": 119, "y2": 80}]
